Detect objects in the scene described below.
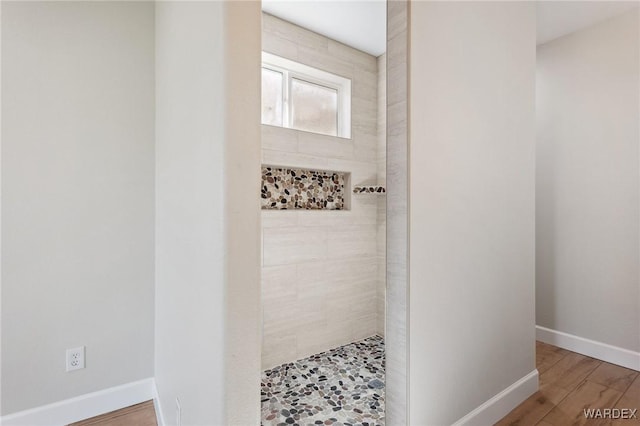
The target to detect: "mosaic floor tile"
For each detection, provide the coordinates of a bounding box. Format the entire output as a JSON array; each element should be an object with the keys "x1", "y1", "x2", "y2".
[{"x1": 261, "y1": 336, "x2": 385, "y2": 426}]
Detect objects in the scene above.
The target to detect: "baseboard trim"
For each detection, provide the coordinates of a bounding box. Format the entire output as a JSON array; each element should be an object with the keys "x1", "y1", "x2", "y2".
[
  {"x1": 536, "y1": 326, "x2": 640, "y2": 371},
  {"x1": 152, "y1": 382, "x2": 165, "y2": 426},
  {"x1": 1, "y1": 378, "x2": 157, "y2": 426},
  {"x1": 452, "y1": 369, "x2": 539, "y2": 426}
]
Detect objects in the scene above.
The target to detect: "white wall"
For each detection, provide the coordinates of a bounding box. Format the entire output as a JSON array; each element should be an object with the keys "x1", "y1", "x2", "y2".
[
  {"x1": 536, "y1": 9, "x2": 640, "y2": 353},
  {"x1": 261, "y1": 13, "x2": 383, "y2": 369},
  {"x1": 155, "y1": 2, "x2": 261, "y2": 425},
  {"x1": 1, "y1": 1, "x2": 155, "y2": 415},
  {"x1": 409, "y1": 2, "x2": 537, "y2": 424}
]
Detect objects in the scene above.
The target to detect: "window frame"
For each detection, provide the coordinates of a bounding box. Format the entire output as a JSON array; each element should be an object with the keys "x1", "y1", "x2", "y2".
[{"x1": 262, "y1": 52, "x2": 352, "y2": 139}]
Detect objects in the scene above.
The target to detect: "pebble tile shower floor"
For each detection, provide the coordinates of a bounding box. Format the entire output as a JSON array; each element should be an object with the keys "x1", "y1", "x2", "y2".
[{"x1": 261, "y1": 336, "x2": 385, "y2": 426}]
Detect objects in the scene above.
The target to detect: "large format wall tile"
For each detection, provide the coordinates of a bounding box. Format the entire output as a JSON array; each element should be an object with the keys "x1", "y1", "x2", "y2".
[
  {"x1": 261, "y1": 13, "x2": 384, "y2": 369},
  {"x1": 263, "y1": 227, "x2": 327, "y2": 266},
  {"x1": 385, "y1": 1, "x2": 408, "y2": 424}
]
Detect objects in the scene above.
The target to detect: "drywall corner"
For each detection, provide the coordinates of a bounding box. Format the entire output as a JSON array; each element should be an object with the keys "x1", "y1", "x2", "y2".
[
  {"x1": 155, "y1": 2, "x2": 226, "y2": 425},
  {"x1": 222, "y1": 1, "x2": 262, "y2": 425}
]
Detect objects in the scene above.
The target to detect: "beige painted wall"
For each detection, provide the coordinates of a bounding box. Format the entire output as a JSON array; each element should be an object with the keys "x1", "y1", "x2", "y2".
[
  {"x1": 409, "y1": 2, "x2": 537, "y2": 424},
  {"x1": 261, "y1": 13, "x2": 384, "y2": 369},
  {"x1": 222, "y1": 3, "x2": 262, "y2": 424},
  {"x1": 155, "y1": 2, "x2": 261, "y2": 425},
  {"x1": 536, "y1": 9, "x2": 640, "y2": 352},
  {"x1": 2, "y1": 2, "x2": 262, "y2": 421},
  {"x1": 1, "y1": 1, "x2": 155, "y2": 414}
]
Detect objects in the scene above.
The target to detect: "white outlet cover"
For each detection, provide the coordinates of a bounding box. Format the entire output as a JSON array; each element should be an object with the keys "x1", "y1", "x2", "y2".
[{"x1": 66, "y1": 346, "x2": 85, "y2": 372}]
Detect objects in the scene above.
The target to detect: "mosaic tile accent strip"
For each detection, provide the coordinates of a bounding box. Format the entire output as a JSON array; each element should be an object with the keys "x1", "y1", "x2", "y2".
[
  {"x1": 261, "y1": 335, "x2": 385, "y2": 426},
  {"x1": 353, "y1": 186, "x2": 386, "y2": 195},
  {"x1": 262, "y1": 166, "x2": 346, "y2": 210}
]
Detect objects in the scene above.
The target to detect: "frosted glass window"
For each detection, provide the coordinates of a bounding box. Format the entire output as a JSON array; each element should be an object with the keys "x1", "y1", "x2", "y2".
[
  {"x1": 261, "y1": 68, "x2": 283, "y2": 127},
  {"x1": 261, "y1": 52, "x2": 351, "y2": 139},
  {"x1": 290, "y1": 78, "x2": 338, "y2": 137}
]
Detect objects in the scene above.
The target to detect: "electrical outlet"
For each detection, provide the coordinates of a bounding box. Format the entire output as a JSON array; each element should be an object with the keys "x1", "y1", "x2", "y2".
[
  {"x1": 176, "y1": 398, "x2": 182, "y2": 426},
  {"x1": 66, "y1": 346, "x2": 85, "y2": 372}
]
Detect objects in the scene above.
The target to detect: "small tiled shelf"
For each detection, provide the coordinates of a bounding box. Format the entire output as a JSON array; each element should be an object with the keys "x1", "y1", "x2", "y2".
[
  {"x1": 261, "y1": 166, "x2": 347, "y2": 210},
  {"x1": 353, "y1": 185, "x2": 386, "y2": 195}
]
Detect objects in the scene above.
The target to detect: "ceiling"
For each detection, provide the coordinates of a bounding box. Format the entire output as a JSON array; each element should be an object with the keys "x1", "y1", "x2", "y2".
[
  {"x1": 537, "y1": 1, "x2": 639, "y2": 45},
  {"x1": 261, "y1": 0, "x2": 387, "y2": 57},
  {"x1": 262, "y1": 1, "x2": 639, "y2": 55}
]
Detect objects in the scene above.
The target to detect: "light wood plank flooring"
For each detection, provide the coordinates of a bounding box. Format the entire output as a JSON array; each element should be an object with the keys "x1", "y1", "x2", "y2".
[
  {"x1": 68, "y1": 400, "x2": 157, "y2": 426},
  {"x1": 496, "y1": 341, "x2": 639, "y2": 426}
]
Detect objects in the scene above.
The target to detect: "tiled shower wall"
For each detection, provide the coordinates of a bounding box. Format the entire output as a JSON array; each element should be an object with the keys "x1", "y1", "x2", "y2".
[
  {"x1": 377, "y1": 54, "x2": 387, "y2": 337},
  {"x1": 385, "y1": 1, "x2": 409, "y2": 424},
  {"x1": 261, "y1": 13, "x2": 385, "y2": 369}
]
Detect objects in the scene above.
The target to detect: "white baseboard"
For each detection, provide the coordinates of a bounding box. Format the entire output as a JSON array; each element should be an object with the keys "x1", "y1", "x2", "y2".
[
  {"x1": 1, "y1": 378, "x2": 157, "y2": 426},
  {"x1": 537, "y1": 326, "x2": 640, "y2": 371},
  {"x1": 452, "y1": 370, "x2": 539, "y2": 426},
  {"x1": 153, "y1": 382, "x2": 165, "y2": 426}
]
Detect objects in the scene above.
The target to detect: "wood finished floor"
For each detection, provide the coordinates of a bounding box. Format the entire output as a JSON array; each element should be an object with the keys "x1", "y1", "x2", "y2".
[
  {"x1": 496, "y1": 341, "x2": 639, "y2": 426},
  {"x1": 68, "y1": 400, "x2": 157, "y2": 426}
]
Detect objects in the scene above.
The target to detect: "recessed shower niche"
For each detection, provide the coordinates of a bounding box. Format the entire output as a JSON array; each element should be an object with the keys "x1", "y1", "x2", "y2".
[{"x1": 261, "y1": 166, "x2": 351, "y2": 210}]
